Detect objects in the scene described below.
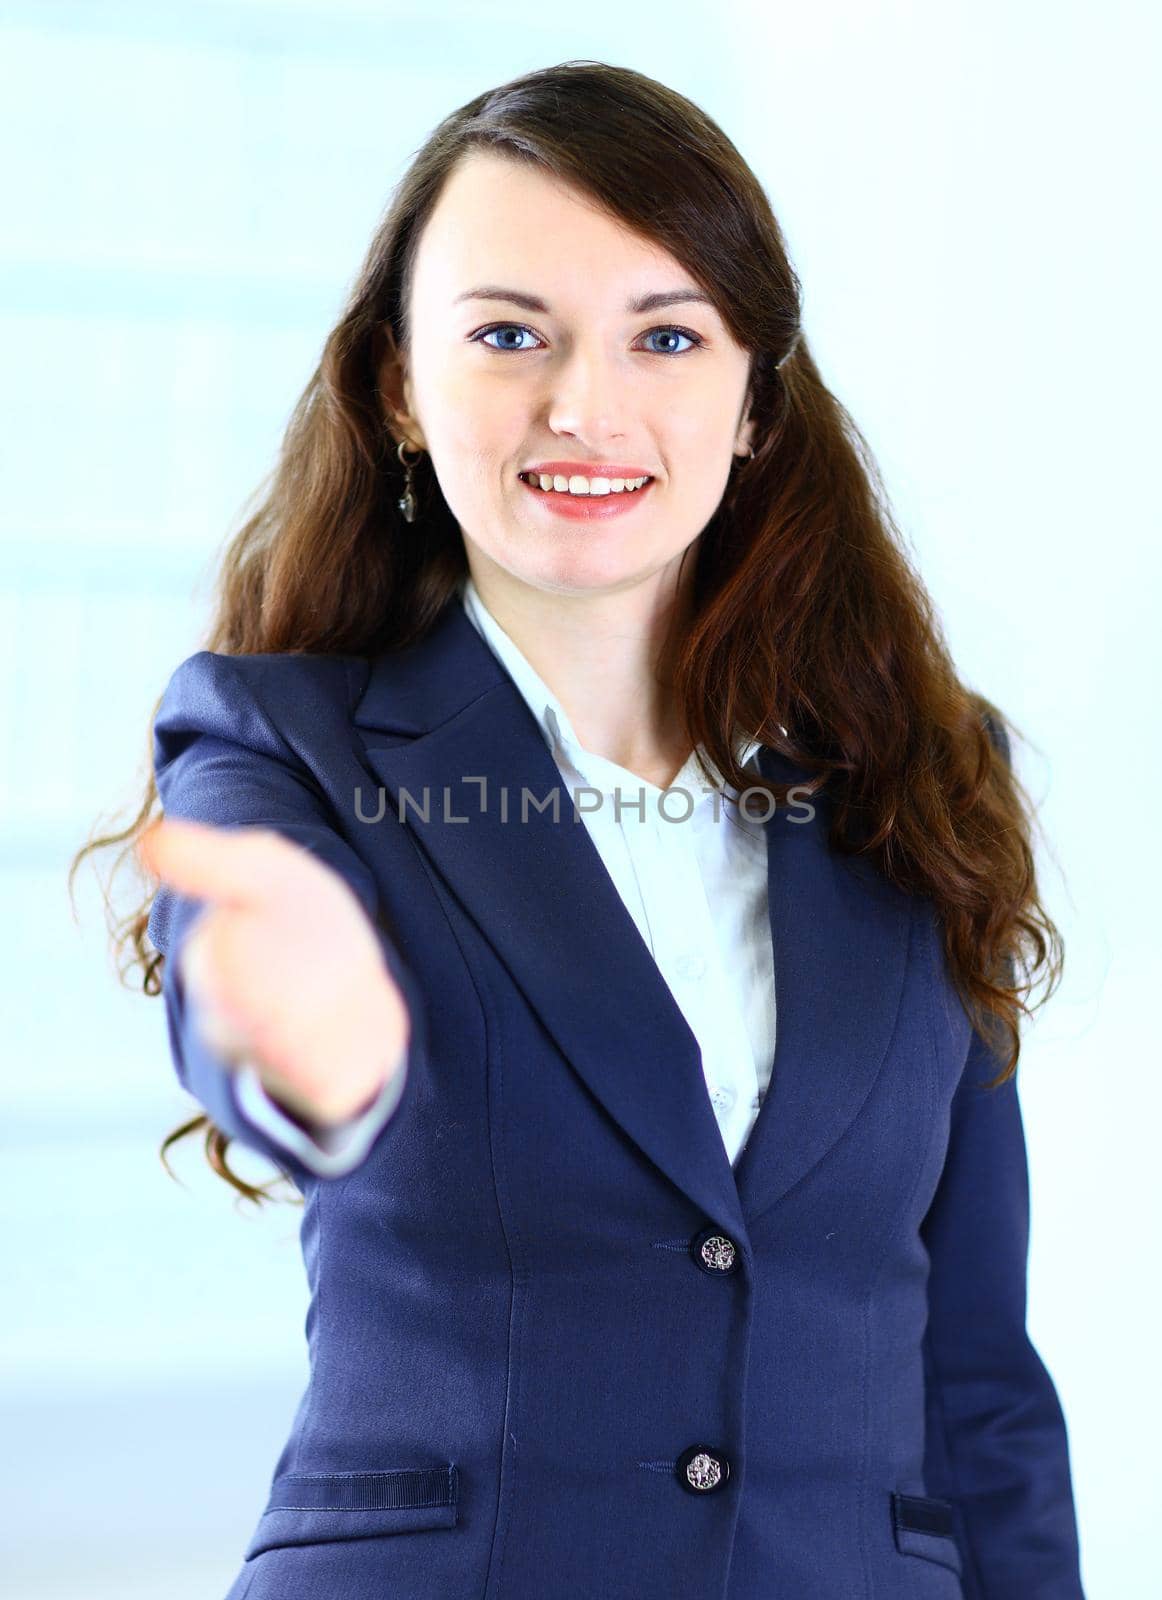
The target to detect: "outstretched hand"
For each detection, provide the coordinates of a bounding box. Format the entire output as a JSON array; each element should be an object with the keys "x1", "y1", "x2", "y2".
[{"x1": 139, "y1": 818, "x2": 410, "y2": 1126}]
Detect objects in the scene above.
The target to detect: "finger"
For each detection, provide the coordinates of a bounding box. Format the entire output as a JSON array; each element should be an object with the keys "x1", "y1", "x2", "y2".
[{"x1": 138, "y1": 817, "x2": 289, "y2": 907}]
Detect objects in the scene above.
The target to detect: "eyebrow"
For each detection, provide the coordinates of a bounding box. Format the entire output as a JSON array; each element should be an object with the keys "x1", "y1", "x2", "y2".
[{"x1": 452, "y1": 285, "x2": 716, "y2": 314}]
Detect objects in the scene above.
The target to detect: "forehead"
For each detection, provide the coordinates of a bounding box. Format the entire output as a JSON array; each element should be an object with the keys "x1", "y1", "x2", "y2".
[{"x1": 411, "y1": 149, "x2": 697, "y2": 310}]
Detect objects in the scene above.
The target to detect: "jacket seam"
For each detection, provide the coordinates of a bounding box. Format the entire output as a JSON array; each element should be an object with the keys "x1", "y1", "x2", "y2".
[{"x1": 293, "y1": 1176, "x2": 327, "y2": 1473}]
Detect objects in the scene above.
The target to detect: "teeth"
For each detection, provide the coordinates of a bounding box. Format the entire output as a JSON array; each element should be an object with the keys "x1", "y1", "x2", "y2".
[{"x1": 523, "y1": 473, "x2": 651, "y2": 496}]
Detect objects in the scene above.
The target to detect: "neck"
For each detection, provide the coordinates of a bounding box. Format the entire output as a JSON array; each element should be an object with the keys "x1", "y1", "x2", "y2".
[{"x1": 463, "y1": 554, "x2": 696, "y2": 785}]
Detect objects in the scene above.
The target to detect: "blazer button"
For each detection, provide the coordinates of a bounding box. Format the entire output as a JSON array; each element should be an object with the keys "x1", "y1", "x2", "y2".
[
  {"x1": 690, "y1": 1226, "x2": 739, "y2": 1275},
  {"x1": 676, "y1": 1444, "x2": 731, "y2": 1494}
]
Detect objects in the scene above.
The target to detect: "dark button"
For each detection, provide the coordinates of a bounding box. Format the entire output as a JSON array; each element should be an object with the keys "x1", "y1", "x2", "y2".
[
  {"x1": 675, "y1": 1444, "x2": 732, "y2": 1494},
  {"x1": 689, "y1": 1226, "x2": 739, "y2": 1275}
]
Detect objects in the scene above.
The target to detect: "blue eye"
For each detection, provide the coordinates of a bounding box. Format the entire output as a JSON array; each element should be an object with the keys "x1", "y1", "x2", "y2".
[
  {"x1": 641, "y1": 327, "x2": 700, "y2": 355},
  {"x1": 471, "y1": 323, "x2": 704, "y2": 355},
  {"x1": 476, "y1": 324, "x2": 544, "y2": 352}
]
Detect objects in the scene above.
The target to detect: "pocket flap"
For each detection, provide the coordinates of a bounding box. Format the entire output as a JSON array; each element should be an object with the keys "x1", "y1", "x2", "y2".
[
  {"x1": 244, "y1": 1465, "x2": 459, "y2": 1560},
  {"x1": 891, "y1": 1491, "x2": 962, "y2": 1575}
]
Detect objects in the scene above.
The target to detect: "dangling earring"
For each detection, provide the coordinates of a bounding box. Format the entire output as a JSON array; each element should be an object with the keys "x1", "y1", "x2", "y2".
[{"x1": 396, "y1": 437, "x2": 423, "y2": 523}]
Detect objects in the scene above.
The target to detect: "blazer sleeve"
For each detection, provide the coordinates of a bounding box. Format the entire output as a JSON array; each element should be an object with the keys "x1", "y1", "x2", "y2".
[
  {"x1": 918, "y1": 711, "x2": 1084, "y2": 1595},
  {"x1": 145, "y1": 650, "x2": 426, "y2": 1186},
  {"x1": 232, "y1": 1053, "x2": 408, "y2": 1178}
]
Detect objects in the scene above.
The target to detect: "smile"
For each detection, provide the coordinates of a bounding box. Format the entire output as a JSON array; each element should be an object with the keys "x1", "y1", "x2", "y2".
[{"x1": 516, "y1": 472, "x2": 656, "y2": 521}]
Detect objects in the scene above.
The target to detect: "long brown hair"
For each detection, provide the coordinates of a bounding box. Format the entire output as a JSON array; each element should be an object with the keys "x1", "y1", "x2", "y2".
[{"x1": 69, "y1": 59, "x2": 1062, "y2": 1206}]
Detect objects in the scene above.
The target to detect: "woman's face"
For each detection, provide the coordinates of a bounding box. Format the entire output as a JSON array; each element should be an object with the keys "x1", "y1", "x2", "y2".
[{"x1": 386, "y1": 149, "x2": 755, "y2": 604}]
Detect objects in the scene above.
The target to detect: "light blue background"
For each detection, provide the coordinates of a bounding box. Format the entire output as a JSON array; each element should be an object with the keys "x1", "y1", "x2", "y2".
[{"x1": 2, "y1": 2, "x2": 1154, "y2": 1594}]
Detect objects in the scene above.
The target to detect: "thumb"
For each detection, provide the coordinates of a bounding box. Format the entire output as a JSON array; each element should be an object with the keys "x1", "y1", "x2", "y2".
[{"x1": 138, "y1": 817, "x2": 284, "y2": 908}]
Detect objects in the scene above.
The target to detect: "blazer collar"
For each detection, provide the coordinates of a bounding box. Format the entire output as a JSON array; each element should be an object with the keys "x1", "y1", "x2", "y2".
[{"x1": 352, "y1": 597, "x2": 915, "y2": 1243}]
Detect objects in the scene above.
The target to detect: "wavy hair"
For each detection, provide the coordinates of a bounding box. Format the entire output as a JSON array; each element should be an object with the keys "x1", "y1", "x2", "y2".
[{"x1": 69, "y1": 59, "x2": 1062, "y2": 1205}]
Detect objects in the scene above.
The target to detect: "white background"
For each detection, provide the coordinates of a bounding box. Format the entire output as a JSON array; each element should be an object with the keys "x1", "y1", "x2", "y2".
[{"x1": 1, "y1": 1, "x2": 1156, "y2": 1594}]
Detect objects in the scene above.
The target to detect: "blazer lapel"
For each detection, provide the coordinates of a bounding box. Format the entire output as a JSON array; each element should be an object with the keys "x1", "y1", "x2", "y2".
[
  {"x1": 731, "y1": 745, "x2": 916, "y2": 1225},
  {"x1": 351, "y1": 598, "x2": 915, "y2": 1242}
]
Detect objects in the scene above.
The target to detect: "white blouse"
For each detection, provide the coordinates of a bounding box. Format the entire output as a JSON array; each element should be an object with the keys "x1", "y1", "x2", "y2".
[{"x1": 232, "y1": 576, "x2": 778, "y2": 1177}]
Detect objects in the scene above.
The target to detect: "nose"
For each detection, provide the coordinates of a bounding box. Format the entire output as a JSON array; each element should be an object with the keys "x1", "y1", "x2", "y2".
[{"x1": 544, "y1": 345, "x2": 629, "y2": 445}]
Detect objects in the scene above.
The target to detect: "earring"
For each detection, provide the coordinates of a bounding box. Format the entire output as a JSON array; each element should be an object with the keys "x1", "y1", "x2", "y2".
[{"x1": 395, "y1": 437, "x2": 423, "y2": 523}]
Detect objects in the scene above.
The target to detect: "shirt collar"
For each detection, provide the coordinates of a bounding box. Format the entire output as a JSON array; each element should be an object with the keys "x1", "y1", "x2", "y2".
[{"x1": 457, "y1": 573, "x2": 764, "y2": 799}]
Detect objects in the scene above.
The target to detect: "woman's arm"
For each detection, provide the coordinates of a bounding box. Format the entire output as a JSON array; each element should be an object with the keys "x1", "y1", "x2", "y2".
[
  {"x1": 919, "y1": 1024, "x2": 1084, "y2": 1596},
  {"x1": 146, "y1": 650, "x2": 425, "y2": 1185},
  {"x1": 919, "y1": 712, "x2": 1084, "y2": 1594}
]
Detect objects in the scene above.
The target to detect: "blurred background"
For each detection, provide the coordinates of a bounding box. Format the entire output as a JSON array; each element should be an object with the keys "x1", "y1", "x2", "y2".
[{"x1": 2, "y1": 1, "x2": 1156, "y2": 1594}]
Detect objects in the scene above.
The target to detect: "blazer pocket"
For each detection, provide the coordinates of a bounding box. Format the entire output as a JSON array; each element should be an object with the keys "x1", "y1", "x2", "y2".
[
  {"x1": 890, "y1": 1491, "x2": 963, "y2": 1577},
  {"x1": 244, "y1": 1464, "x2": 459, "y2": 1560}
]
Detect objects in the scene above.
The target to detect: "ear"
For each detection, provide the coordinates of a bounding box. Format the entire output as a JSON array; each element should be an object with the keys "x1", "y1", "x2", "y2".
[
  {"x1": 732, "y1": 373, "x2": 756, "y2": 459},
  {"x1": 377, "y1": 325, "x2": 428, "y2": 451},
  {"x1": 734, "y1": 408, "x2": 756, "y2": 459}
]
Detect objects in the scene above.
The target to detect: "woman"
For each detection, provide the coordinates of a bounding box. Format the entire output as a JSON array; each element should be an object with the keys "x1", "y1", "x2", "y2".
[{"x1": 73, "y1": 61, "x2": 1084, "y2": 1600}]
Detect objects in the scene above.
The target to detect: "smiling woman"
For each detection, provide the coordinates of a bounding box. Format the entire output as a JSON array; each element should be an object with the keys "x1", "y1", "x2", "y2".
[{"x1": 70, "y1": 58, "x2": 1084, "y2": 1600}]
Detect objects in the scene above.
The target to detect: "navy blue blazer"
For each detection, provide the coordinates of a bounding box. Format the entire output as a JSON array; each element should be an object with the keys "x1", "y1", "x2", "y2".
[{"x1": 147, "y1": 596, "x2": 1085, "y2": 1599}]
